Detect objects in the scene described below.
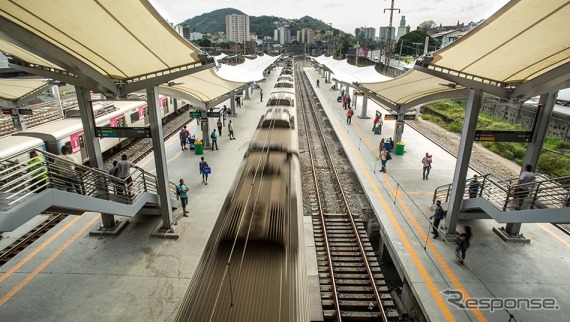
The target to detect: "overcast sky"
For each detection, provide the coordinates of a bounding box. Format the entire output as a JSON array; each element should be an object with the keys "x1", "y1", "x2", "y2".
[{"x1": 149, "y1": 0, "x2": 511, "y2": 34}]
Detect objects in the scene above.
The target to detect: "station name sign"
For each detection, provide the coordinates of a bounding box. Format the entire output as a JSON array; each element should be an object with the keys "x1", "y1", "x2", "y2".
[
  {"x1": 95, "y1": 127, "x2": 151, "y2": 138},
  {"x1": 474, "y1": 130, "x2": 533, "y2": 143}
]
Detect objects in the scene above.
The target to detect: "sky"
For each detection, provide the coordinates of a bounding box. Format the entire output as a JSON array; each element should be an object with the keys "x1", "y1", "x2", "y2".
[{"x1": 149, "y1": 0, "x2": 511, "y2": 35}]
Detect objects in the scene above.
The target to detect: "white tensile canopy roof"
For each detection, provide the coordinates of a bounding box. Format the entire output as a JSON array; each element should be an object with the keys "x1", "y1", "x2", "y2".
[
  {"x1": 312, "y1": 56, "x2": 391, "y2": 84},
  {"x1": 0, "y1": 78, "x2": 50, "y2": 102},
  {"x1": 216, "y1": 55, "x2": 280, "y2": 83}
]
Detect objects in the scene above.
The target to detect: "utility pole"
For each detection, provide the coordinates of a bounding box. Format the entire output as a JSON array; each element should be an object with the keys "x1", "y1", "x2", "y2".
[
  {"x1": 383, "y1": 0, "x2": 400, "y2": 73},
  {"x1": 328, "y1": 23, "x2": 332, "y2": 56}
]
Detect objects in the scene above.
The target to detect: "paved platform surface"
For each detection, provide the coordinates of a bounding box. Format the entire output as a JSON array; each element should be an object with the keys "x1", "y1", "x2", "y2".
[
  {"x1": 0, "y1": 63, "x2": 568, "y2": 322},
  {"x1": 306, "y1": 66, "x2": 569, "y2": 322}
]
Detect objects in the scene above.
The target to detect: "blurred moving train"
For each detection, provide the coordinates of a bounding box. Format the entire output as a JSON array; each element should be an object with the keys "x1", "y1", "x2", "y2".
[
  {"x1": 0, "y1": 95, "x2": 188, "y2": 166},
  {"x1": 175, "y1": 60, "x2": 309, "y2": 322}
]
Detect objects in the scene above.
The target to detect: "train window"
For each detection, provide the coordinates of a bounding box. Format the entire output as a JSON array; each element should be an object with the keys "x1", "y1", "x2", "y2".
[{"x1": 130, "y1": 112, "x2": 140, "y2": 123}]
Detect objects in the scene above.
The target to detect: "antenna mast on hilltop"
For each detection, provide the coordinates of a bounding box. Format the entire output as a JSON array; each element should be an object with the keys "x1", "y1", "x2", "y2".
[{"x1": 383, "y1": 0, "x2": 400, "y2": 73}]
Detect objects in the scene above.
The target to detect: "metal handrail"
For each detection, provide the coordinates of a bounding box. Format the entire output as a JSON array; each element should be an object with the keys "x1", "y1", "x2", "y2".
[
  {"x1": 432, "y1": 173, "x2": 570, "y2": 212},
  {"x1": 0, "y1": 149, "x2": 178, "y2": 211}
]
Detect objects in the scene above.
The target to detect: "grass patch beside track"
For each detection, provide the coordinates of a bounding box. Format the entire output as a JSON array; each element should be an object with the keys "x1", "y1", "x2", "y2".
[{"x1": 421, "y1": 100, "x2": 570, "y2": 177}]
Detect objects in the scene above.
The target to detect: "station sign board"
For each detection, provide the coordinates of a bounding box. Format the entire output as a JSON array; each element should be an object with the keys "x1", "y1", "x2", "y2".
[
  {"x1": 200, "y1": 117, "x2": 209, "y2": 132},
  {"x1": 384, "y1": 114, "x2": 397, "y2": 120},
  {"x1": 95, "y1": 127, "x2": 151, "y2": 138},
  {"x1": 474, "y1": 130, "x2": 533, "y2": 142},
  {"x1": 18, "y1": 109, "x2": 33, "y2": 115},
  {"x1": 207, "y1": 111, "x2": 220, "y2": 118},
  {"x1": 189, "y1": 111, "x2": 202, "y2": 118}
]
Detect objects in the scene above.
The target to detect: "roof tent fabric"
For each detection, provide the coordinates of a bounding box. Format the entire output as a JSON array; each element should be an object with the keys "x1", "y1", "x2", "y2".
[
  {"x1": 0, "y1": 78, "x2": 49, "y2": 101},
  {"x1": 216, "y1": 55, "x2": 279, "y2": 82},
  {"x1": 430, "y1": 0, "x2": 570, "y2": 85},
  {"x1": 0, "y1": 39, "x2": 63, "y2": 70},
  {"x1": 158, "y1": 69, "x2": 245, "y2": 105},
  {"x1": 0, "y1": 0, "x2": 202, "y2": 80},
  {"x1": 312, "y1": 56, "x2": 390, "y2": 83},
  {"x1": 360, "y1": 69, "x2": 464, "y2": 106}
]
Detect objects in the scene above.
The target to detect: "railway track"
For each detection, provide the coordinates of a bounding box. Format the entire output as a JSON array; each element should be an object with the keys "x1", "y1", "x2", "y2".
[
  {"x1": 295, "y1": 61, "x2": 400, "y2": 321},
  {"x1": 0, "y1": 214, "x2": 67, "y2": 267}
]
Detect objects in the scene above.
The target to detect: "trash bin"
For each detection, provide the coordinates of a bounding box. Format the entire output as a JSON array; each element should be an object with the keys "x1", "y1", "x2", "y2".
[
  {"x1": 194, "y1": 140, "x2": 203, "y2": 155},
  {"x1": 188, "y1": 137, "x2": 195, "y2": 150},
  {"x1": 395, "y1": 142, "x2": 405, "y2": 155}
]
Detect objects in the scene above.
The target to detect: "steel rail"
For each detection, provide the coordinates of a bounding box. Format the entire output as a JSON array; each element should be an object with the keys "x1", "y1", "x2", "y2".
[{"x1": 296, "y1": 61, "x2": 388, "y2": 322}]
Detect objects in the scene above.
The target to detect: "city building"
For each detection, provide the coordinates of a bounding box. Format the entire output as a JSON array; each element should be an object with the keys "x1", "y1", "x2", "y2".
[
  {"x1": 174, "y1": 23, "x2": 191, "y2": 41},
  {"x1": 226, "y1": 14, "x2": 250, "y2": 44},
  {"x1": 297, "y1": 28, "x2": 315, "y2": 44},
  {"x1": 396, "y1": 16, "x2": 410, "y2": 41},
  {"x1": 274, "y1": 26, "x2": 291, "y2": 45},
  {"x1": 379, "y1": 26, "x2": 395, "y2": 44},
  {"x1": 355, "y1": 27, "x2": 376, "y2": 41}
]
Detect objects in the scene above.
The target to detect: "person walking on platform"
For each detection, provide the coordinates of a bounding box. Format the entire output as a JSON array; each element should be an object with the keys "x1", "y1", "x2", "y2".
[
  {"x1": 55, "y1": 146, "x2": 82, "y2": 194},
  {"x1": 316, "y1": 79, "x2": 320, "y2": 88},
  {"x1": 422, "y1": 152, "x2": 433, "y2": 180},
  {"x1": 177, "y1": 178, "x2": 189, "y2": 216},
  {"x1": 430, "y1": 200, "x2": 443, "y2": 239},
  {"x1": 346, "y1": 108, "x2": 354, "y2": 125},
  {"x1": 514, "y1": 164, "x2": 536, "y2": 210},
  {"x1": 116, "y1": 153, "x2": 141, "y2": 196},
  {"x1": 210, "y1": 129, "x2": 219, "y2": 151},
  {"x1": 260, "y1": 89, "x2": 263, "y2": 102},
  {"x1": 455, "y1": 225, "x2": 472, "y2": 265},
  {"x1": 468, "y1": 175, "x2": 480, "y2": 198},
  {"x1": 199, "y1": 157, "x2": 209, "y2": 185},
  {"x1": 28, "y1": 150, "x2": 48, "y2": 192},
  {"x1": 228, "y1": 120, "x2": 236, "y2": 140},
  {"x1": 179, "y1": 127, "x2": 188, "y2": 151},
  {"x1": 372, "y1": 112, "x2": 380, "y2": 132},
  {"x1": 217, "y1": 119, "x2": 223, "y2": 136}
]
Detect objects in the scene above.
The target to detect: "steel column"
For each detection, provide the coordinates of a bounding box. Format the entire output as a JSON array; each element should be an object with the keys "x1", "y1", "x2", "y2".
[
  {"x1": 146, "y1": 86, "x2": 173, "y2": 230},
  {"x1": 444, "y1": 89, "x2": 482, "y2": 234}
]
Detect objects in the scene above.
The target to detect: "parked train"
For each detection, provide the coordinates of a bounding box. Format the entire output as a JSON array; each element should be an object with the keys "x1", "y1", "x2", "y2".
[
  {"x1": 7, "y1": 95, "x2": 186, "y2": 164},
  {"x1": 175, "y1": 59, "x2": 309, "y2": 322}
]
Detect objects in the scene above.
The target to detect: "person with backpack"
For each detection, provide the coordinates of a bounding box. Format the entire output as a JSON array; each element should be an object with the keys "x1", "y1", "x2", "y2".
[
  {"x1": 210, "y1": 129, "x2": 219, "y2": 151},
  {"x1": 346, "y1": 108, "x2": 354, "y2": 125},
  {"x1": 176, "y1": 178, "x2": 189, "y2": 216},
  {"x1": 199, "y1": 156, "x2": 209, "y2": 185}
]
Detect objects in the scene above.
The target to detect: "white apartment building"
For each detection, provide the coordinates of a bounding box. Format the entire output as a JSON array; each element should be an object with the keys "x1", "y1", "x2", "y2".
[{"x1": 226, "y1": 14, "x2": 250, "y2": 44}]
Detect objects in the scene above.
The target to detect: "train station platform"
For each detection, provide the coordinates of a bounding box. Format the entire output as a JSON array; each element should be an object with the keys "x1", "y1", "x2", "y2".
[
  {"x1": 0, "y1": 63, "x2": 568, "y2": 322},
  {"x1": 304, "y1": 67, "x2": 569, "y2": 322},
  {"x1": 0, "y1": 67, "x2": 284, "y2": 321}
]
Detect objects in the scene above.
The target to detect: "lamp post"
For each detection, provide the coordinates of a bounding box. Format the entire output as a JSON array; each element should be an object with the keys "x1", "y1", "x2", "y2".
[{"x1": 328, "y1": 23, "x2": 332, "y2": 56}]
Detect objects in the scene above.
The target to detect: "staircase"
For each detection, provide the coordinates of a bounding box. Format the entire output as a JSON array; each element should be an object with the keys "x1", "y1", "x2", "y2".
[
  {"x1": 433, "y1": 174, "x2": 570, "y2": 223},
  {"x1": 0, "y1": 150, "x2": 178, "y2": 232}
]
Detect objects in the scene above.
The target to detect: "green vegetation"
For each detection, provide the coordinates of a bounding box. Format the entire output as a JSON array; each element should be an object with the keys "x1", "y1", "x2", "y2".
[{"x1": 423, "y1": 100, "x2": 570, "y2": 178}]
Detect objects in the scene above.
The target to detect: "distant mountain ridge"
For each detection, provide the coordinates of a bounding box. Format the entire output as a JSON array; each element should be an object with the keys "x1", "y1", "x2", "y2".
[{"x1": 183, "y1": 8, "x2": 342, "y2": 37}]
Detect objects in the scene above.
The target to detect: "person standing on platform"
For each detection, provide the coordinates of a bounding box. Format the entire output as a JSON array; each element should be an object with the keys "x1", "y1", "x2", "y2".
[
  {"x1": 372, "y1": 112, "x2": 380, "y2": 131},
  {"x1": 210, "y1": 129, "x2": 219, "y2": 151},
  {"x1": 260, "y1": 89, "x2": 263, "y2": 102},
  {"x1": 222, "y1": 105, "x2": 228, "y2": 126},
  {"x1": 378, "y1": 139, "x2": 385, "y2": 157},
  {"x1": 514, "y1": 164, "x2": 536, "y2": 210},
  {"x1": 179, "y1": 128, "x2": 188, "y2": 151},
  {"x1": 316, "y1": 79, "x2": 320, "y2": 88},
  {"x1": 468, "y1": 175, "x2": 481, "y2": 198},
  {"x1": 430, "y1": 200, "x2": 443, "y2": 239},
  {"x1": 228, "y1": 120, "x2": 236, "y2": 140},
  {"x1": 455, "y1": 225, "x2": 472, "y2": 265},
  {"x1": 217, "y1": 118, "x2": 223, "y2": 136},
  {"x1": 422, "y1": 153, "x2": 433, "y2": 180},
  {"x1": 380, "y1": 149, "x2": 388, "y2": 173},
  {"x1": 177, "y1": 178, "x2": 189, "y2": 216},
  {"x1": 199, "y1": 157, "x2": 209, "y2": 185},
  {"x1": 28, "y1": 150, "x2": 48, "y2": 192},
  {"x1": 55, "y1": 146, "x2": 82, "y2": 194},
  {"x1": 346, "y1": 108, "x2": 354, "y2": 125}
]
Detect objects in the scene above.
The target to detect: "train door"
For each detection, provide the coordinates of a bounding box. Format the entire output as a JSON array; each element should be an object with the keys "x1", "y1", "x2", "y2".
[{"x1": 69, "y1": 130, "x2": 87, "y2": 162}]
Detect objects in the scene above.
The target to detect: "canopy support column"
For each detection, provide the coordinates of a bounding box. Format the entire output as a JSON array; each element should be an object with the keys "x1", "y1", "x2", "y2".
[
  {"x1": 146, "y1": 86, "x2": 173, "y2": 231},
  {"x1": 505, "y1": 92, "x2": 556, "y2": 235},
  {"x1": 51, "y1": 85, "x2": 65, "y2": 118},
  {"x1": 359, "y1": 93, "x2": 369, "y2": 118},
  {"x1": 230, "y1": 95, "x2": 237, "y2": 116},
  {"x1": 444, "y1": 89, "x2": 482, "y2": 235},
  {"x1": 244, "y1": 86, "x2": 250, "y2": 100},
  {"x1": 76, "y1": 86, "x2": 114, "y2": 227}
]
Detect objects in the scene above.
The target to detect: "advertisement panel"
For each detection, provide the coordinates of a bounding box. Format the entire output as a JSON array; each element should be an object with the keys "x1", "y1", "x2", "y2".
[{"x1": 70, "y1": 130, "x2": 84, "y2": 153}]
